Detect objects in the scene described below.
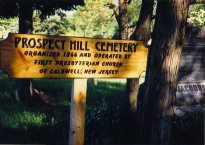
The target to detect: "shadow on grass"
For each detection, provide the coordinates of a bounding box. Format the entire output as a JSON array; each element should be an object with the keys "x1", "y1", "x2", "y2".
[
  {"x1": 171, "y1": 111, "x2": 204, "y2": 145},
  {"x1": 0, "y1": 121, "x2": 69, "y2": 144}
]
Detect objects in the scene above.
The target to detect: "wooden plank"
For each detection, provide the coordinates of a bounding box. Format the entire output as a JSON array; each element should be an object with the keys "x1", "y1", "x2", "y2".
[
  {"x1": 0, "y1": 33, "x2": 148, "y2": 78},
  {"x1": 69, "y1": 79, "x2": 87, "y2": 145}
]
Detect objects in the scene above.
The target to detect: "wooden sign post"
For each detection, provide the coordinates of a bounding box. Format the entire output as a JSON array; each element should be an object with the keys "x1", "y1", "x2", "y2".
[
  {"x1": 0, "y1": 33, "x2": 148, "y2": 145},
  {"x1": 69, "y1": 79, "x2": 87, "y2": 145}
]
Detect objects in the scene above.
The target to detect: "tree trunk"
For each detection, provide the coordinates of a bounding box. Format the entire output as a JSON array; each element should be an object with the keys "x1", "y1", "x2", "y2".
[
  {"x1": 16, "y1": 1, "x2": 33, "y2": 104},
  {"x1": 123, "y1": 0, "x2": 154, "y2": 144},
  {"x1": 133, "y1": 0, "x2": 154, "y2": 46},
  {"x1": 140, "y1": 0, "x2": 189, "y2": 145},
  {"x1": 126, "y1": 0, "x2": 154, "y2": 113},
  {"x1": 118, "y1": 0, "x2": 128, "y2": 39},
  {"x1": 116, "y1": 1, "x2": 132, "y2": 144}
]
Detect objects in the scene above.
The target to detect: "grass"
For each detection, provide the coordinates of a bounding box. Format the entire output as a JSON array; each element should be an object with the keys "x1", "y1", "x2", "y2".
[
  {"x1": 0, "y1": 74, "x2": 71, "y2": 144},
  {"x1": 0, "y1": 73, "x2": 204, "y2": 145},
  {"x1": 0, "y1": 74, "x2": 126, "y2": 144},
  {"x1": 172, "y1": 111, "x2": 204, "y2": 145}
]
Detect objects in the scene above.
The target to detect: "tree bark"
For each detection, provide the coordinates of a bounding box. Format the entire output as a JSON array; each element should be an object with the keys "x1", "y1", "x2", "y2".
[
  {"x1": 123, "y1": 0, "x2": 154, "y2": 144},
  {"x1": 140, "y1": 0, "x2": 189, "y2": 145},
  {"x1": 133, "y1": 0, "x2": 154, "y2": 46},
  {"x1": 126, "y1": 0, "x2": 154, "y2": 113},
  {"x1": 115, "y1": 1, "x2": 134, "y2": 144},
  {"x1": 118, "y1": 0, "x2": 129, "y2": 39},
  {"x1": 16, "y1": 1, "x2": 33, "y2": 104}
]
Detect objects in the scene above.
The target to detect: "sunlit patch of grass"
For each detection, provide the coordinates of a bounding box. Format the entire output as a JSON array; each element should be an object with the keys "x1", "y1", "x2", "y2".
[
  {"x1": 0, "y1": 73, "x2": 9, "y2": 79},
  {"x1": 0, "y1": 110, "x2": 46, "y2": 128}
]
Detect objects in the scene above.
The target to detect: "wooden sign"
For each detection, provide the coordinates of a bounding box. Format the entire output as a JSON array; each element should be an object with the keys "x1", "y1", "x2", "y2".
[{"x1": 0, "y1": 33, "x2": 148, "y2": 78}]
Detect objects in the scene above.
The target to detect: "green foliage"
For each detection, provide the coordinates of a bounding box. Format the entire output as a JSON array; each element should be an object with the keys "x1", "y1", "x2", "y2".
[
  {"x1": 0, "y1": 0, "x2": 142, "y2": 39},
  {"x1": 33, "y1": 10, "x2": 74, "y2": 36},
  {"x1": 32, "y1": 1, "x2": 118, "y2": 38},
  {"x1": 0, "y1": 17, "x2": 18, "y2": 39},
  {"x1": 73, "y1": 0, "x2": 118, "y2": 38},
  {"x1": 127, "y1": 0, "x2": 141, "y2": 26},
  {"x1": 188, "y1": 4, "x2": 205, "y2": 28}
]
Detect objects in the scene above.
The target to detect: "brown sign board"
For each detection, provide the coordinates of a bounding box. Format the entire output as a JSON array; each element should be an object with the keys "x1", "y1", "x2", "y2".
[{"x1": 0, "y1": 33, "x2": 148, "y2": 78}]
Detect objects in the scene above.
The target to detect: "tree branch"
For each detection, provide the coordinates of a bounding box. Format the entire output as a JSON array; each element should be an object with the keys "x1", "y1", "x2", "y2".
[
  {"x1": 129, "y1": 23, "x2": 136, "y2": 28},
  {"x1": 107, "y1": 3, "x2": 119, "y2": 24}
]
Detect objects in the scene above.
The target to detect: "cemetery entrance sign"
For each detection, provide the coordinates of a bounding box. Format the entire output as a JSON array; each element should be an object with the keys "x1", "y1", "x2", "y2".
[{"x1": 0, "y1": 33, "x2": 147, "y2": 78}]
